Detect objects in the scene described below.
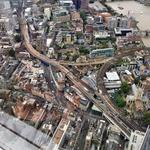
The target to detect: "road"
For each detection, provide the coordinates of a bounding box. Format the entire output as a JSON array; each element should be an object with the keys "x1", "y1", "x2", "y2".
[
  {"x1": 59, "y1": 57, "x2": 112, "y2": 66},
  {"x1": 19, "y1": 17, "x2": 142, "y2": 139}
]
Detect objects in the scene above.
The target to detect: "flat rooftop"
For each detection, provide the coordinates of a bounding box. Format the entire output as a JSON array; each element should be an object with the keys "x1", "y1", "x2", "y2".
[{"x1": 106, "y1": 72, "x2": 120, "y2": 81}]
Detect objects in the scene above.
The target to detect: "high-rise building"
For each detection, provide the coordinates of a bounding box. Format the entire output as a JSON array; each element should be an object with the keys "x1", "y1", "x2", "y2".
[{"x1": 140, "y1": 126, "x2": 150, "y2": 150}]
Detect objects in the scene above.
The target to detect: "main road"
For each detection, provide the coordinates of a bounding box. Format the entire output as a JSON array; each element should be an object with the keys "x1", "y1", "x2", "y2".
[{"x1": 19, "y1": 17, "x2": 140, "y2": 139}]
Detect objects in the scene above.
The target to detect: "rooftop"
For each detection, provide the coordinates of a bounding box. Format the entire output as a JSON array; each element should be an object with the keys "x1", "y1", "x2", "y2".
[
  {"x1": 106, "y1": 72, "x2": 120, "y2": 81},
  {"x1": 0, "y1": 111, "x2": 50, "y2": 149},
  {"x1": 140, "y1": 126, "x2": 150, "y2": 150}
]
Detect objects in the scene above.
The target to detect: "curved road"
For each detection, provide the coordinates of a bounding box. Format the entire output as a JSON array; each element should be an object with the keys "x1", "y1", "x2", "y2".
[{"x1": 20, "y1": 18, "x2": 140, "y2": 139}]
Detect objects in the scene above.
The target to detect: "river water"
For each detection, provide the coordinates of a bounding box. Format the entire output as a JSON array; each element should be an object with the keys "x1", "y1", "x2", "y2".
[{"x1": 106, "y1": 1, "x2": 150, "y2": 47}]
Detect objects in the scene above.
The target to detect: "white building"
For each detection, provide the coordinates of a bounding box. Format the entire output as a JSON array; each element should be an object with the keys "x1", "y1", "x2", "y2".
[
  {"x1": 128, "y1": 130, "x2": 145, "y2": 150},
  {"x1": 104, "y1": 71, "x2": 122, "y2": 89},
  {"x1": 59, "y1": 0, "x2": 73, "y2": 8}
]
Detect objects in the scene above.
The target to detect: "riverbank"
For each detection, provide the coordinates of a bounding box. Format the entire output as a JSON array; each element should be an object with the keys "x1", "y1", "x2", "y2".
[{"x1": 106, "y1": 1, "x2": 150, "y2": 47}]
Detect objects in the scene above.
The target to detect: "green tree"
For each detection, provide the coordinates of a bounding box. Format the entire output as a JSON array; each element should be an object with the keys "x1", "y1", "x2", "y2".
[
  {"x1": 72, "y1": 53, "x2": 79, "y2": 61},
  {"x1": 79, "y1": 46, "x2": 89, "y2": 55},
  {"x1": 115, "y1": 95, "x2": 126, "y2": 108},
  {"x1": 8, "y1": 48, "x2": 15, "y2": 57},
  {"x1": 50, "y1": 11, "x2": 53, "y2": 21},
  {"x1": 80, "y1": 11, "x2": 87, "y2": 24},
  {"x1": 14, "y1": 34, "x2": 21, "y2": 43},
  {"x1": 134, "y1": 77, "x2": 140, "y2": 85},
  {"x1": 121, "y1": 82, "x2": 130, "y2": 94},
  {"x1": 143, "y1": 112, "x2": 150, "y2": 126},
  {"x1": 110, "y1": 37, "x2": 116, "y2": 43},
  {"x1": 46, "y1": 25, "x2": 49, "y2": 34},
  {"x1": 76, "y1": 32, "x2": 83, "y2": 39},
  {"x1": 116, "y1": 58, "x2": 124, "y2": 65}
]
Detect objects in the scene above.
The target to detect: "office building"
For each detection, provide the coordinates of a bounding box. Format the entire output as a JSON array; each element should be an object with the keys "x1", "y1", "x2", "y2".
[
  {"x1": 140, "y1": 126, "x2": 150, "y2": 150},
  {"x1": 128, "y1": 130, "x2": 145, "y2": 150},
  {"x1": 89, "y1": 48, "x2": 115, "y2": 58},
  {"x1": 107, "y1": 16, "x2": 128, "y2": 30},
  {"x1": 59, "y1": 0, "x2": 73, "y2": 9}
]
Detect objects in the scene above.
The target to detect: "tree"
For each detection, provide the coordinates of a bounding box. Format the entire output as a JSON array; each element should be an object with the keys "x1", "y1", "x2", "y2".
[
  {"x1": 121, "y1": 82, "x2": 130, "y2": 95},
  {"x1": 62, "y1": 44, "x2": 67, "y2": 49},
  {"x1": 64, "y1": 52, "x2": 71, "y2": 60},
  {"x1": 110, "y1": 37, "x2": 116, "y2": 43},
  {"x1": 8, "y1": 48, "x2": 15, "y2": 57},
  {"x1": 115, "y1": 95, "x2": 126, "y2": 108},
  {"x1": 116, "y1": 58, "x2": 124, "y2": 65},
  {"x1": 143, "y1": 112, "x2": 150, "y2": 126},
  {"x1": 134, "y1": 77, "x2": 140, "y2": 85},
  {"x1": 76, "y1": 32, "x2": 83, "y2": 39},
  {"x1": 79, "y1": 46, "x2": 89, "y2": 55},
  {"x1": 80, "y1": 11, "x2": 87, "y2": 24},
  {"x1": 72, "y1": 53, "x2": 79, "y2": 61},
  {"x1": 14, "y1": 34, "x2": 21, "y2": 43},
  {"x1": 50, "y1": 11, "x2": 53, "y2": 21},
  {"x1": 46, "y1": 25, "x2": 49, "y2": 34}
]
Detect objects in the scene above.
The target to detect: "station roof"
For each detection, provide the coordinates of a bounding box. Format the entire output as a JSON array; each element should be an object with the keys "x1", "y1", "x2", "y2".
[{"x1": 106, "y1": 72, "x2": 120, "y2": 81}]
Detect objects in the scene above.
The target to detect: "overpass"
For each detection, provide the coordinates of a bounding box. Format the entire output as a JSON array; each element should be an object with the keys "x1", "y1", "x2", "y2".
[
  {"x1": 59, "y1": 57, "x2": 112, "y2": 66},
  {"x1": 20, "y1": 18, "x2": 135, "y2": 139}
]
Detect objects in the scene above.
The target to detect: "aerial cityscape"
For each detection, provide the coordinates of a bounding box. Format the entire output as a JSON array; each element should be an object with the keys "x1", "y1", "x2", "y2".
[{"x1": 0, "y1": 0, "x2": 150, "y2": 150}]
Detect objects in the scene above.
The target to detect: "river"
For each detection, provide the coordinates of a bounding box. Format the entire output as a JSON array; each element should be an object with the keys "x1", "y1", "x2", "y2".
[{"x1": 106, "y1": 1, "x2": 150, "y2": 47}]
